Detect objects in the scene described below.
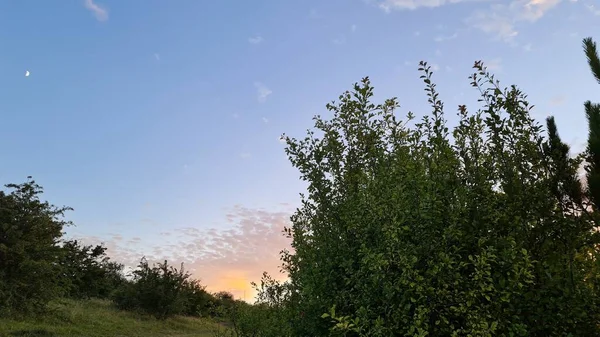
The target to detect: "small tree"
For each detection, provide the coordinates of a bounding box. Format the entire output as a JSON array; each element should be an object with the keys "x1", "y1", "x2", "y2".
[
  {"x1": 58, "y1": 239, "x2": 125, "y2": 299},
  {"x1": 0, "y1": 178, "x2": 72, "y2": 315},
  {"x1": 112, "y1": 257, "x2": 198, "y2": 319}
]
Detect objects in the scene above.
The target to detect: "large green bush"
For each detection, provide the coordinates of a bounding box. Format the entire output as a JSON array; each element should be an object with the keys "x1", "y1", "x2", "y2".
[{"x1": 268, "y1": 49, "x2": 600, "y2": 335}]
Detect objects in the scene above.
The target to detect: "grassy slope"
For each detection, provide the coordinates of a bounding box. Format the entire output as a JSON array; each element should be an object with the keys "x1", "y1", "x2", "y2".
[{"x1": 0, "y1": 299, "x2": 227, "y2": 337}]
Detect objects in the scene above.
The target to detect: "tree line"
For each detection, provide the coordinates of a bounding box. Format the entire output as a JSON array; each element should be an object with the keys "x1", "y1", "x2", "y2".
[{"x1": 0, "y1": 177, "x2": 239, "y2": 320}]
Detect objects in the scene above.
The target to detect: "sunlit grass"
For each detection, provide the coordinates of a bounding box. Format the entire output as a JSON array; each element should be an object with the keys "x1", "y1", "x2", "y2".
[{"x1": 0, "y1": 298, "x2": 224, "y2": 337}]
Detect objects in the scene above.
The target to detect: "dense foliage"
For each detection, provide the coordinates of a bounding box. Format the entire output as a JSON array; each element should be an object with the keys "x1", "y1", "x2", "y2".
[
  {"x1": 112, "y1": 258, "x2": 213, "y2": 319},
  {"x1": 208, "y1": 276, "x2": 293, "y2": 337},
  {"x1": 247, "y1": 38, "x2": 600, "y2": 336},
  {"x1": 59, "y1": 239, "x2": 126, "y2": 299},
  {"x1": 0, "y1": 179, "x2": 72, "y2": 315}
]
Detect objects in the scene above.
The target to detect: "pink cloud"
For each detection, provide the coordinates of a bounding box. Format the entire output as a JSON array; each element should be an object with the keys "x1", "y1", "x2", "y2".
[
  {"x1": 73, "y1": 205, "x2": 294, "y2": 302},
  {"x1": 83, "y1": 0, "x2": 109, "y2": 22}
]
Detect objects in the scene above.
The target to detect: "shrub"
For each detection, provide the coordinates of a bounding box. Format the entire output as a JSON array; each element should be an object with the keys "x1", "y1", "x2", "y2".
[
  {"x1": 217, "y1": 272, "x2": 294, "y2": 337},
  {"x1": 0, "y1": 179, "x2": 72, "y2": 315},
  {"x1": 112, "y1": 258, "x2": 190, "y2": 319},
  {"x1": 110, "y1": 280, "x2": 139, "y2": 312},
  {"x1": 180, "y1": 279, "x2": 212, "y2": 317},
  {"x1": 58, "y1": 239, "x2": 126, "y2": 299}
]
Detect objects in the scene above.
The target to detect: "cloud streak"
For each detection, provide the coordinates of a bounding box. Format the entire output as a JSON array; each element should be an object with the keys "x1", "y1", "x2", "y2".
[
  {"x1": 248, "y1": 36, "x2": 264, "y2": 44},
  {"x1": 254, "y1": 82, "x2": 272, "y2": 103},
  {"x1": 376, "y1": 0, "x2": 487, "y2": 11},
  {"x1": 84, "y1": 0, "x2": 109, "y2": 22},
  {"x1": 434, "y1": 32, "x2": 458, "y2": 42}
]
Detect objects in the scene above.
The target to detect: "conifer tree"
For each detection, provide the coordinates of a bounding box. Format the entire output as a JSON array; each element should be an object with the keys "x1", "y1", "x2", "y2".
[
  {"x1": 583, "y1": 37, "x2": 600, "y2": 212},
  {"x1": 543, "y1": 116, "x2": 583, "y2": 206}
]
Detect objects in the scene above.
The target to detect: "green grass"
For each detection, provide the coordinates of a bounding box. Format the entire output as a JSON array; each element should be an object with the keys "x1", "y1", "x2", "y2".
[{"x1": 0, "y1": 299, "x2": 228, "y2": 337}]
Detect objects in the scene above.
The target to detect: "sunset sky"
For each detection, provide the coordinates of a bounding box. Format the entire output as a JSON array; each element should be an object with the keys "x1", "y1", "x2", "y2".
[{"x1": 0, "y1": 0, "x2": 598, "y2": 301}]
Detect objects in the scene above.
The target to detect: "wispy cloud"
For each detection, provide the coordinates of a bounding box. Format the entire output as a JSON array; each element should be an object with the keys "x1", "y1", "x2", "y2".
[
  {"x1": 465, "y1": 6, "x2": 519, "y2": 42},
  {"x1": 254, "y1": 82, "x2": 272, "y2": 103},
  {"x1": 262, "y1": 117, "x2": 269, "y2": 124},
  {"x1": 332, "y1": 36, "x2": 347, "y2": 45},
  {"x1": 485, "y1": 57, "x2": 503, "y2": 71},
  {"x1": 466, "y1": 0, "x2": 563, "y2": 43},
  {"x1": 376, "y1": 0, "x2": 487, "y2": 12},
  {"x1": 586, "y1": 3, "x2": 600, "y2": 15},
  {"x1": 434, "y1": 32, "x2": 458, "y2": 42},
  {"x1": 248, "y1": 35, "x2": 264, "y2": 44},
  {"x1": 374, "y1": 0, "x2": 564, "y2": 43},
  {"x1": 515, "y1": 0, "x2": 562, "y2": 22},
  {"x1": 154, "y1": 53, "x2": 160, "y2": 61},
  {"x1": 240, "y1": 153, "x2": 252, "y2": 159},
  {"x1": 84, "y1": 0, "x2": 109, "y2": 22},
  {"x1": 351, "y1": 24, "x2": 358, "y2": 32},
  {"x1": 549, "y1": 95, "x2": 566, "y2": 106}
]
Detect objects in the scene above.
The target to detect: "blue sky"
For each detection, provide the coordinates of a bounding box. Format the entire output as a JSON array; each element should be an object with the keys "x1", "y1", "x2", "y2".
[{"x1": 0, "y1": 0, "x2": 599, "y2": 298}]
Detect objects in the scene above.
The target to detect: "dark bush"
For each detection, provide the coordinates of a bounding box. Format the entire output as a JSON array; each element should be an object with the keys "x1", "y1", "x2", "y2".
[
  {"x1": 180, "y1": 279, "x2": 212, "y2": 317},
  {"x1": 0, "y1": 179, "x2": 72, "y2": 315},
  {"x1": 111, "y1": 257, "x2": 206, "y2": 320},
  {"x1": 58, "y1": 239, "x2": 126, "y2": 299},
  {"x1": 111, "y1": 280, "x2": 139, "y2": 312}
]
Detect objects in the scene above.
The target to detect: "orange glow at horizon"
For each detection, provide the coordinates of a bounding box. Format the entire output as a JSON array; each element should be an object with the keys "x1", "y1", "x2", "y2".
[
  {"x1": 199, "y1": 270, "x2": 289, "y2": 303},
  {"x1": 78, "y1": 205, "x2": 295, "y2": 304}
]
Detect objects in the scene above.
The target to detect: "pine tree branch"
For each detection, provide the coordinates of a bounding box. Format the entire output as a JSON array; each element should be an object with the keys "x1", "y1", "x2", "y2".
[
  {"x1": 585, "y1": 101, "x2": 600, "y2": 210},
  {"x1": 583, "y1": 37, "x2": 600, "y2": 85}
]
